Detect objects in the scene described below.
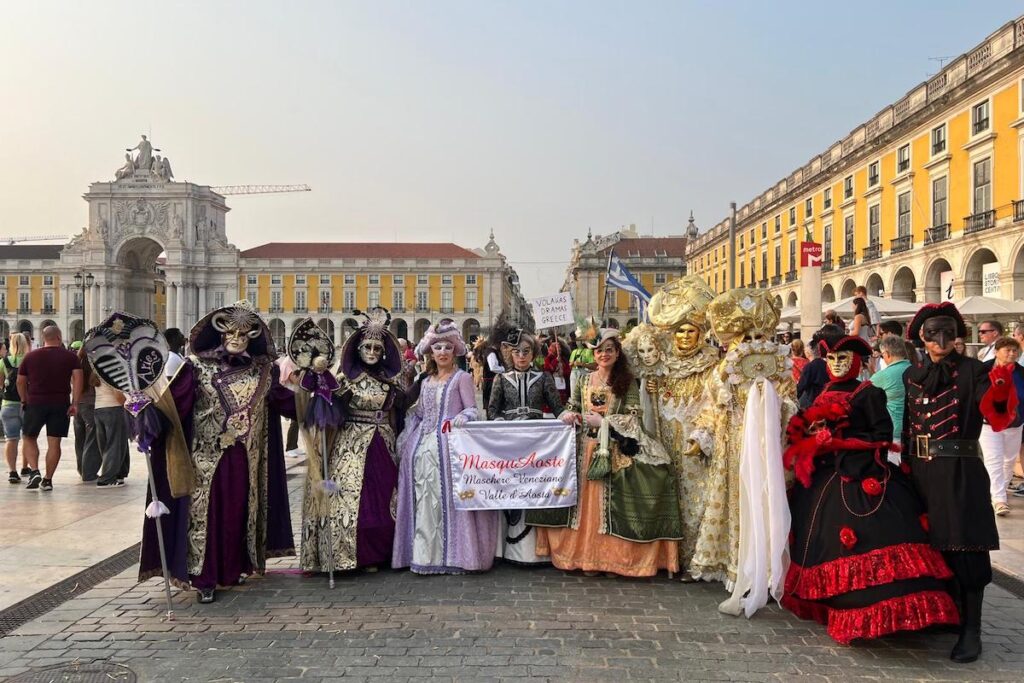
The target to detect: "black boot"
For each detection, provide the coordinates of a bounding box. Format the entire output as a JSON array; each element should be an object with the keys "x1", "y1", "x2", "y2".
[
  {"x1": 196, "y1": 588, "x2": 216, "y2": 604},
  {"x1": 950, "y1": 588, "x2": 983, "y2": 663}
]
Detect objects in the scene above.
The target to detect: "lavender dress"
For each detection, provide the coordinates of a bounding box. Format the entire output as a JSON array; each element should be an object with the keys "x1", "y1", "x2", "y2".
[{"x1": 392, "y1": 370, "x2": 498, "y2": 574}]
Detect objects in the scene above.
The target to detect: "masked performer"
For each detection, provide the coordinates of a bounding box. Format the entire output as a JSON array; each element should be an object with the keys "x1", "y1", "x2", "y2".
[
  {"x1": 782, "y1": 331, "x2": 958, "y2": 644},
  {"x1": 687, "y1": 290, "x2": 796, "y2": 616},
  {"x1": 528, "y1": 328, "x2": 681, "y2": 577},
  {"x1": 295, "y1": 309, "x2": 405, "y2": 573},
  {"x1": 902, "y1": 303, "x2": 1018, "y2": 663},
  {"x1": 139, "y1": 301, "x2": 295, "y2": 603},
  {"x1": 486, "y1": 328, "x2": 564, "y2": 564},
  {"x1": 393, "y1": 321, "x2": 499, "y2": 574},
  {"x1": 628, "y1": 275, "x2": 719, "y2": 575}
]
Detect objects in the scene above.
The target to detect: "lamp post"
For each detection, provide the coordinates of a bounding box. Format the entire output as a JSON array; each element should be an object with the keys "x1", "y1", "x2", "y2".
[{"x1": 73, "y1": 271, "x2": 95, "y2": 341}]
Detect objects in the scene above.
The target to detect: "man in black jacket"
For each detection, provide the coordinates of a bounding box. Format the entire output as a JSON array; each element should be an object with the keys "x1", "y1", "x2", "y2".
[{"x1": 903, "y1": 302, "x2": 1017, "y2": 663}]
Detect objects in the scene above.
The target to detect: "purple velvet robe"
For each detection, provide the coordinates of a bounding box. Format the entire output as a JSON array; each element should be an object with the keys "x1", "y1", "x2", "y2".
[{"x1": 139, "y1": 359, "x2": 296, "y2": 589}]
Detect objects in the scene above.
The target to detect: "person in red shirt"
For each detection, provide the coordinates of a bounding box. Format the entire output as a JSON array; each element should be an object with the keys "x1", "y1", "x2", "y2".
[{"x1": 16, "y1": 325, "x2": 83, "y2": 491}]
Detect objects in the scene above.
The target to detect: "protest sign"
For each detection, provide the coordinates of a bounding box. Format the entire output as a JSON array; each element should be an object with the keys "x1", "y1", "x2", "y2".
[{"x1": 530, "y1": 293, "x2": 576, "y2": 329}]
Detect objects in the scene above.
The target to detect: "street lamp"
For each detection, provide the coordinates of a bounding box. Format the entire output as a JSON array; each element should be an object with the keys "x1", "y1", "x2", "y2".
[{"x1": 73, "y1": 271, "x2": 95, "y2": 341}]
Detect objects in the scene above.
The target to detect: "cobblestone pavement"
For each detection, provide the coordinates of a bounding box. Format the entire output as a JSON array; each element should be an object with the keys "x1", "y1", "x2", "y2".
[{"x1": 2, "y1": 464, "x2": 1024, "y2": 682}]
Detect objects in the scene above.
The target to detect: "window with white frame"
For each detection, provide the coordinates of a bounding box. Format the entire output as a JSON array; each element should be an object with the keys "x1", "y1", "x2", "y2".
[
  {"x1": 971, "y1": 101, "x2": 990, "y2": 135},
  {"x1": 654, "y1": 273, "x2": 667, "y2": 285},
  {"x1": 18, "y1": 292, "x2": 29, "y2": 311},
  {"x1": 71, "y1": 291, "x2": 82, "y2": 311},
  {"x1": 393, "y1": 289, "x2": 404, "y2": 310},
  {"x1": 973, "y1": 158, "x2": 992, "y2": 214},
  {"x1": 416, "y1": 291, "x2": 428, "y2": 310},
  {"x1": 823, "y1": 224, "x2": 832, "y2": 262},
  {"x1": 319, "y1": 289, "x2": 331, "y2": 309},
  {"x1": 932, "y1": 177, "x2": 947, "y2": 227},
  {"x1": 788, "y1": 240, "x2": 796, "y2": 271},
  {"x1": 761, "y1": 252, "x2": 768, "y2": 279},
  {"x1": 868, "y1": 204, "x2": 880, "y2": 245},
  {"x1": 465, "y1": 289, "x2": 477, "y2": 311},
  {"x1": 271, "y1": 274, "x2": 281, "y2": 285},
  {"x1": 897, "y1": 144, "x2": 911, "y2": 173},
  {"x1": 417, "y1": 274, "x2": 428, "y2": 285},
  {"x1": 441, "y1": 291, "x2": 453, "y2": 310},
  {"x1": 739, "y1": 262, "x2": 745, "y2": 287},
  {"x1": 247, "y1": 275, "x2": 257, "y2": 286},
  {"x1": 823, "y1": 188, "x2": 832, "y2": 209},
  {"x1": 789, "y1": 207, "x2": 796, "y2": 225},
  {"x1": 774, "y1": 245, "x2": 781, "y2": 274},
  {"x1": 392, "y1": 274, "x2": 404, "y2": 285},
  {"x1": 897, "y1": 192, "x2": 912, "y2": 237},
  {"x1": 368, "y1": 290, "x2": 380, "y2": 308},
  {"x1": 931, "y1": 124, "x2": 946, "y2": 155},
  {"x1": 805, "y1": 198, "x2": 813, "y2": 217},
  {"x1": 843, "y1": 175, "x2": 853, "y2": 199},
  {"x1": 246, "y1": 291, "x2": 256, "y2": 308},
  {"x1": 761, "y1": 222, "x2": 767, "y2": 239},
  {"x1": 0, "y1": 292, "x2": 5, "y2": 311},
  {"x1": 270, "y1": 290, "x2": 282, "y2": 310},
  {"x1": 295, "y1": 289, "x2": 307, "y2": 311},
  {"x1": 43, "y1": 291, "x2": 54, "y2": 311},
  {"x1": 867, "y1": 162, "x2": 879, "y2": 187},
  {"x1": 844, "y1": 214, "x2": 855, "y2": 255},
  {"x1": 214, "y1": 291, "x2": 225, "y2": 309},
  {"x1": 774, "y1": 215, "x2": 781, "y2": 232},
  {"x1": 295, "y1": 274, "x2": 306, "y2": 285},
  {"x1": 343, "y1": 290, "x2": 355, "y2": 310},
  {"x1": 0, "y1": 276, "x2": 5, "y2": 287},
  {"x1": 344, "y1": 274, "x2": 355, "y2": 285},
  {"x1": 441, "y1": 274, "x2": 452, "y2": 285},
  {"x1": 320, "y1": 274, "x2": 331, "y2": 285},
  {"x1": 465, "y1": 274, "x2": 477, "y2": 285},
  {"x1": 369, "y1": 274, "x2": 380, "y2": 285},
  {"x1": 43, "y1": 275, "x2": 53, "y2": 286}
]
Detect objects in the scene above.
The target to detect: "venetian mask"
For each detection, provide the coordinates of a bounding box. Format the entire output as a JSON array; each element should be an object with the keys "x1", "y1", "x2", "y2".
[
  {"x1": 673, "y1": 323, "x2": 702, "y2": 356},
  {"x1": 825, "y1": 351, "x2": 855, "y2": 380},
  {"x1": 920, "y1": 316, "x2": 957, "y2": 350},
  {"x1": 511, "y1": 342, "x2": 534, "y2": 370},
  {"x1": 358, "y1": 339, "x2": 385, "y2": 366},
  {"x1": 212, "y1": 306, "x2": 261, "y2": 356},
  {"x1": 594, "y1": 339, "x2": 618, "y2": 367},
  {"x1": 222, "y1": 327, "x2": 252, "y2": 355},
  {"x1": 636, "y1": 335, "x2": 661, "y2": 367}
]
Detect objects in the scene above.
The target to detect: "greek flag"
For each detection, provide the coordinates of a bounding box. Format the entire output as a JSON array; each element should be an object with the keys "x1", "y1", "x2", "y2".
[{"x1": 606, "y1": 251, "x2": 651, "y2": 320}]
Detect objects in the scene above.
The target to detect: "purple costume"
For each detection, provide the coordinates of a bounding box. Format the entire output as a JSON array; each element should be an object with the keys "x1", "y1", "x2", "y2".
[
  {"x1": 392, "y1": 369, "x2": 499, "y2": 573},
  {"x1": 139, "y1": 305, "x2": 296, "y2": 592}
]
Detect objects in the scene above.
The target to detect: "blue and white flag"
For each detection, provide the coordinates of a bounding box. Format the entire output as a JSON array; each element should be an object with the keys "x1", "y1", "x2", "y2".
[{"x1": 606, "y1": 251, "x2": 651, "y2": 320}]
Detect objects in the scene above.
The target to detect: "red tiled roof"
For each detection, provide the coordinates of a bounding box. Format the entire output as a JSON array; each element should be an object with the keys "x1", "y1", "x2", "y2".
[
  {"x1": 598, "y1": 237, "x2": 687, "y2": 258},
  {"x1": 240, "y1": 242, "x2": 481, "y2": 260},
  {"x1": 0, "y1": 244, "x2": 63, "y2": 260}
]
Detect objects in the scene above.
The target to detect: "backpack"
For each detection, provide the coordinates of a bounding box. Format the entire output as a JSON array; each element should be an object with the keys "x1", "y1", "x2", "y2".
[{"x1": 2, "y1": 357, "x2": 19, "y2": 402}]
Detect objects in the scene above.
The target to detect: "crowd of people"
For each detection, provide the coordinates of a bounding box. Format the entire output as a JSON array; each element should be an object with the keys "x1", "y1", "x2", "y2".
[{"x1": 9, "y1": 278, "x2": 1023, "y2": 665}]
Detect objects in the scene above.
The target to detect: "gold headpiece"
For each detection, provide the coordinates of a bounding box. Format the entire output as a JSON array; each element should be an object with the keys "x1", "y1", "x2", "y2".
[
  {"x1": 706, "y1": 289, "x2": 780, "y2": 342},
  {"x1": 648, "y1": 275, "x2": 716, "y2": 331}
]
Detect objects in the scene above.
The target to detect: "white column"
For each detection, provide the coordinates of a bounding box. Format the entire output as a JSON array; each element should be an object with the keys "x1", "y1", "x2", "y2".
[
  {"x1": 198, "y1": 282, "x2": 208, "y2": 319},
  {"x1": 167, "y1": 283, "x2": 177, "y2": 331},
  {"x1": 176, "y1": 282, "x2": 185, "y2": 333}
]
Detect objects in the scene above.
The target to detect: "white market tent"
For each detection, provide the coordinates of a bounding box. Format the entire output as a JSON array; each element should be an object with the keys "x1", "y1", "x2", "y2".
[
  {"x1": 950, "y1": 295, "x2": 1024, "y2": 321},
  {"x1": 827, "y1": 296, "x2": 920, "y2": 318}
]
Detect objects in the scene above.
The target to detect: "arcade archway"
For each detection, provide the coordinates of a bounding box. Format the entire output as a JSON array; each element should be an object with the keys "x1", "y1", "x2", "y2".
[{"x1": 116, "y1": 237, "x2": 165, "y2": 320}]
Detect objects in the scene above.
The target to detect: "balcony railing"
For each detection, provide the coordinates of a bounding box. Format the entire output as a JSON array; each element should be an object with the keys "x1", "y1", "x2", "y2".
[
  {"x1": 924, "y1": 224, "x2": 950, "y2": 245},
  {"x1": 757, "y1": 279, "x2": 768, "y2": 289},
  {"x1": 464, "y1": 307, "x2": 479, "y2": 314},
  {"x1": 839, "y1": 253, "x2": 857, "y2": 268},
  {"x1": 0, "y1": 309, "x2": 7, "y2": 316},
  {"x1": 440, "y1": 307, "x2": 454, "y2": 314},
  {"x1": 1014, "y1": 199, "x2": 1024, "y2": 223},
  {"x1": 318, "y1": 305, "x2": 333, "y2": 314},
  {"x1": 391, "y1": 307, "x2": 406, "y2": 313},
  {"x1": 268, "y1": 306, "x2": 284, "y2": 314},
  {"x1": 889, "y1": 235, "x2": 913, "y2": 254},
  {"x1": 785, "y1": 270, "x2": 798, "y2": 283},
  {"x1": 862, "y1": 244, "x2": 882, "y2": 262},
  {"x1": 770, "y1": 275, "x2": 782, "y2": 286},
  {"x1": 964, "y1": 210, "x2": 995, "y2": 234},
  {"x1": 293, "y1": 306, "x2": 307, "y2": 314},
  {"x1": 821, "y1": 258, "x2": 834, "y2": 273},
  {"x1": 416, "y1": 306, "x2": 429, "y2": 313},
  {"x1": 70, "y1": 306, "x2": 84, "y2": 314},
  {"x1": 17, "y1": 308, "x2": 31, "y2": 314},
  {"x1": 42, "y1": 307, "x2": 56, "y2": 314}
]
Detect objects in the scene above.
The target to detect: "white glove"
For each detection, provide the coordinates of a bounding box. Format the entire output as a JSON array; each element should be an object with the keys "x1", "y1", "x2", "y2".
[{"x1": 452, "y1": 414, "x2": 469, "y2": 427}]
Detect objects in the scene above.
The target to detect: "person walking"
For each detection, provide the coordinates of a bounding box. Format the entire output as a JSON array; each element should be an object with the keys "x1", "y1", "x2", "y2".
[
  {"x1": 16, "y1": 325, "x2": 82, "y2": 491},
  {"x1": 979, "y1": 337, "x2": 1024, "y2": 516},
  {"x1": 3, "y1": 333, "x2": 30, "y2": 483},
  {"x1": 93, "y1": 373, "x2": 129, "y2": 488}
]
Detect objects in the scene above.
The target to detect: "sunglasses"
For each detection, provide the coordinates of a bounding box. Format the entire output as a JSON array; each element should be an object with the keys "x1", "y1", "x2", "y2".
[{"x1": 979, "y1": 329, "x2": 997, "y2": 334}]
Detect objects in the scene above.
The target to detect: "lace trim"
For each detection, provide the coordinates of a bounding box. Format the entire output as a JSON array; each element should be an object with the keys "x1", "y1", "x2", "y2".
[
  {"x1": 782, "y1": 589, "x2": 959, "y2": 644},
  {"x1": 785, "y1": 542, "x2": 952, "y2": 600}
]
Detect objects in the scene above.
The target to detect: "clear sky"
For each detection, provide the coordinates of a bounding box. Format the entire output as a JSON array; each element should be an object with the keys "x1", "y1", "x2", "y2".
[{"x1": 1, "y1": 1, "x2": 1021, "y2": 297}]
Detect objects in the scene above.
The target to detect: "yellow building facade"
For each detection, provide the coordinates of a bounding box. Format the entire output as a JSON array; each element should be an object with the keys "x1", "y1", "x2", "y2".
[{"x1": 687, "y1": 17, "x2": 1024, "y2": 319}]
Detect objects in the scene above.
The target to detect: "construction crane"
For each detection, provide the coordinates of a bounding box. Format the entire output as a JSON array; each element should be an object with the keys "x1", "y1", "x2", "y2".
[
  {"x1": 2, "y1": 234, "x2": 69, "y2": 245},
  {"x1": 210, "y1": 184, "x2": 311, "y2": 196}
]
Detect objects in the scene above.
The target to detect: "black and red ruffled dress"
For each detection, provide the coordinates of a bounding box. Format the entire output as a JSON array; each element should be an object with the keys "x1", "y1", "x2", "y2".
[{"x1": 782, "y1": 378, "x2": 960, "y2": 644}]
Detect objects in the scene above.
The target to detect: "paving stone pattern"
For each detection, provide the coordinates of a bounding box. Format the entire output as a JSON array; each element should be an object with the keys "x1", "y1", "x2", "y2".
[{"x1": 2, "y1": 470, "x2": 1023, "y2": 682}]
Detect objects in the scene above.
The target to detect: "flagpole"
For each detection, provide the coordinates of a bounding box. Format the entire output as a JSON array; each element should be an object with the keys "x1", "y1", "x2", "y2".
[{"x1": 601, "y1": 249, "x2": 614, "y2": 326}]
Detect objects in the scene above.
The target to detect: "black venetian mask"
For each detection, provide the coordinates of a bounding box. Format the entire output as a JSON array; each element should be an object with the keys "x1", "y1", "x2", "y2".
[{"x1": 921, "y1": 316, "x2": 957, "y2": 349}]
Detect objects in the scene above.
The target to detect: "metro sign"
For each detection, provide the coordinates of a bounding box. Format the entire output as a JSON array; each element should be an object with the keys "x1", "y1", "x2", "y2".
[{"x1": 800, "y1": 242, "x2": 823, "y2": 268}]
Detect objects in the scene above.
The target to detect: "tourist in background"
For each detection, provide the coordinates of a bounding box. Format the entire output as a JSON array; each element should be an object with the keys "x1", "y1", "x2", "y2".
[
  {"x1": 789, "y1": 339, "x2": 808, "y2": 382},
  {"x1": 796, "y1": 324, "x2": 841, "y2": 409},
  {"x1": 93, "y1": 368, "x2": 129, "y2": 487},
  {"x1": 976, "y1": 320, "x2": 1003, "y2": 363},
  {"x1": 544, "y1": 338, "x2": 571, "y2": 405},
  {"x1": 74, "y1": 345, "x2": 101, "y2": 482},
  {"x1": 164, "y1": 328, "x2": 186, "y2": 378},
  {"x1": 823, "y1": 310, "x2": 844, "y2": 328},
  {"x1": 874, "y1": 321, "x2": 904, "y2": 371},
  {"x1": 871, "y1": 335, "x2": 912, "y2": 464},
  {"x1": 979, "y1": 337, "x2": 1024, "y2": 516},
  {"x1": 569, "y1": 335, "x2": 595, "y2": 399},
  {"x1": 854, "y1": 285, "x2": 880, "y2": 335},
  {"x1": 3, "y1": 333, "x2": 30, "y2": 483},
  {"x1": 17, "y1": 325, "x2": 83, "y2": 492}
]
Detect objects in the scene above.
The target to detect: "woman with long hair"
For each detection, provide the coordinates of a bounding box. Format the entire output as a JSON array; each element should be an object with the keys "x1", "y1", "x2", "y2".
[
  {"x1": 3, "y1": 333, "x2": 30, "y2": 483},
  {"x1": 528, "y1": 329, "x2": 681, "y2": 577},
  {"x1": 393, "y1": 320, "x2": 499, "y2": 574}
]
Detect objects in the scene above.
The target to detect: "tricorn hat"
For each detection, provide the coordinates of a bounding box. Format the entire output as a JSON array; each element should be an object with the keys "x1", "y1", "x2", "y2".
[
  {"x1": 817, "y1": 331, "x2": 872, "y2": 358},
  {"x1": 906, "y1": 302, "x2": 968, "y2": 341}
]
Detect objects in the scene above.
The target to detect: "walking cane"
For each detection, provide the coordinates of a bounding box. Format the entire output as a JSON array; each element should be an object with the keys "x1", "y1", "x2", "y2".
[{"x1": 142, "y1": 445, "x2": 176, "y2": 620}]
